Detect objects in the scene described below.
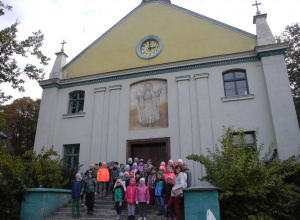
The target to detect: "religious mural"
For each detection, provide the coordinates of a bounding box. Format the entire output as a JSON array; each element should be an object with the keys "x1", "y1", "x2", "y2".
[{"x1": 130, "y1": 79, "x2": 168, "y2": 130}]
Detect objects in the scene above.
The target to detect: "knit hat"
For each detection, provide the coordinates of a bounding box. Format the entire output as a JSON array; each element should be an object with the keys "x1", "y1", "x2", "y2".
[
  {"x1": 159, "y1": 166, "x2": 165, "y2": 172},
  {"x1": 139, "y1": 159, "x2": 144, "y2": 162},
  {"x1": 119, "y1": 172, "x2": 124, "y2": 177},
  {"x1": 75, "y1": 173, "x2": 82, "y2": 180},
  {"x1": 183, "y1": 161, "x2": 188, "y2": 165},
  {"x1": 160, "y1": 161, "x2": 165, "y2": 166},
  {"x1": 150, "y1": 166, "x2": 156, "y2": 171},
  {"x1": 140, "y1": 178, "x2": 145, "y2": 183},
  {"x1": 173, "y1": 160, "x2": 178, "y2": 164},
  {"x1": 124, "y1": 171, "x2": 129, "y2": 175},
  {"x1": 102, "y1": 162, "x2": 107, "y2": 165},
  {"x1": 125, "y1": 164, "x2": 130, "y2": 170},
  {"x1": 95, "y1": 162, "x2": 99, "y2": 165},
  {"x1": 134, "y1": 157, "x2": 139, "y2": 162},
  {"x1": 133, "y1": 162, "x2": 137, "y2": 167},
  {"x1": 130, "y1": 171, "x2": 135, "y2": 175},
  {"x1": 168, "y1": 160, "x2": 173, "y2": 164},
  {"x1": 167, "y1": 176, "x2": 173, "y2": 181},
  {"x1": 128, "y1": 158, "x2": 133, "y2": 162},
  {"x1": 135, "y1": 171, "x2": 141, "y2": 176},
  {"x1": 157, "y1": 171, "x2": 163, "y2": 176},
  {"x1": 178, "y1": 159, "x2": 183, "y2": 164},
  {"x1": 116, "y1": 179, "x2": 122, "y2": 184}
]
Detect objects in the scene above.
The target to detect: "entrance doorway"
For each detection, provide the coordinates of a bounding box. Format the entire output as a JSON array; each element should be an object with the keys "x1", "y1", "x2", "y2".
[{"x1": 126, "y1": 138, "x2": 170, "y2": 168}]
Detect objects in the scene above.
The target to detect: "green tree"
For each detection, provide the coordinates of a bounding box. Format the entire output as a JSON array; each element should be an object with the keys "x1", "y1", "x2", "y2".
[
  {"x1": 187, "y1": 126, "x2": 300, "y2": 220},
  {"x1": 1, "y1": 97, "x2": 40, "y2": 155},
  {"x1": 0, "y1": 147, "x2": 68, "y2": 219},
  {"x1": 0, "y1": 1, "x2": 50, "y2": 103}
]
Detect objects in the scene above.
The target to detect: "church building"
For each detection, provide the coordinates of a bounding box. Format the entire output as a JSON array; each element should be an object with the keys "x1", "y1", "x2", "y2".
[{"x1": 34, "y1": 0, "x2": 300, "y2": 186}]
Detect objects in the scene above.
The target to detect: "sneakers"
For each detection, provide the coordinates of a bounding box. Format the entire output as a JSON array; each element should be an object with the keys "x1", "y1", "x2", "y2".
[
  {"x1": 143, "y1": 217, "x2": 147, "y2": 220},
  {"x1": 138, "y1": 217, "x2": 143, "y2": 220},
  {"x1": 116, "y1": 215, "x2": 120, "y2": 220}
]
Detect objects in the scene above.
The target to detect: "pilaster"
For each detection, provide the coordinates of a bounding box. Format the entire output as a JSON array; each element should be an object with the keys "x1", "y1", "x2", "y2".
[
  {"x1": 107, "y1": 85, "x2": 122, "y2": 161},
  {"x1": 90, "y1": 87, "x2": 106, "y2": 164}
]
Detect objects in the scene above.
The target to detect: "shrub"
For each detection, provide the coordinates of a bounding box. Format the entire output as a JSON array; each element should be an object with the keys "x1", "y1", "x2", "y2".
[
  {"x1": 0, "y1": 146, "x2": 68, "y2": 219},
  {"x1": 187, "y1": 126, "x2": 300, "y2": 220}
]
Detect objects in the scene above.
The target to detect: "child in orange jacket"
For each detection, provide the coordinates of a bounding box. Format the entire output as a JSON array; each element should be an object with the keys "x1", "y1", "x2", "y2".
[{"x1": 97, "y1": 162, "x2": 110, "y2": 197}]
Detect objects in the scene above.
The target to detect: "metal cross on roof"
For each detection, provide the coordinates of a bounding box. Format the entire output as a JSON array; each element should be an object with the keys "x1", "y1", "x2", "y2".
[
  {"x1": 252, "y1": 0, "x2": 261, "y2": 15},
  {"x1": 61, "y1": 40, "x2": 67, "y2": 52}
]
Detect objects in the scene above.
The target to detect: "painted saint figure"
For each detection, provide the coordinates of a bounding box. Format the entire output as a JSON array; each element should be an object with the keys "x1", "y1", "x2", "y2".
[{"x1": 136, "y1": 82, "x2": 162, "y2": 125}]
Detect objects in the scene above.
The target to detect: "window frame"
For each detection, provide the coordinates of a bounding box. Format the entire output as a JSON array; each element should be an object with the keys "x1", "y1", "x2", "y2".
[
  {"x1": 233, "y1": 131, "x2": 257, "y2": 151},
  {"x1": 64, "y1": 144, "x2": 80, "y2": 169},
  {"x1": 223, "y1": 70, "x2": 250, "y2": 97},
  {"x1": 68, "y1": 91, "x2": 85, "y2": 114}
]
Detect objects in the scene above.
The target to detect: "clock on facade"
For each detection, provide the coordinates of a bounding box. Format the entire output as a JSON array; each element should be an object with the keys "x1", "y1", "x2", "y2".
[{"x1": 136, "y1": 35, "x2": 163, "y2": 59}]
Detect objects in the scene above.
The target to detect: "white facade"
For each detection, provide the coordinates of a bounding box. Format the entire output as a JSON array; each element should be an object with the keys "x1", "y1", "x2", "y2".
[{"x1": 34, "y1": 5, "x2": 300, "y2": 186}]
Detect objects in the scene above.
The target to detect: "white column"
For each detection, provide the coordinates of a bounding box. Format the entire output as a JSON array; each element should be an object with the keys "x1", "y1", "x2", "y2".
[
  {"x1": 176, "y1": 75, "x2": 194, "y2": 181},
  {"x1": 107, "y1": 85, "x2": 122, "y2": 161},
  {"x1": 195, "y1": 73, "x2": 214, "y2": 185},
  {"x1": 90, "y1": 87, "x2": 106, "y2": 164},
  {"x1": 261, "y1": 55, "x2": 300, "y2": 159},
  {"x1": 34, "y1": 86, "x2": 59, "y2": 151}
]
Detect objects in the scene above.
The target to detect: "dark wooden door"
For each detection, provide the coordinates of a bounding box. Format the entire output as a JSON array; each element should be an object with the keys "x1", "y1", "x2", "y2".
[
  {"x1": 127, "y1": 138, "x2": 170, "y2": 168},
  {"x1": 132, "y1": 143, "x2": 166, "y2": 168}
]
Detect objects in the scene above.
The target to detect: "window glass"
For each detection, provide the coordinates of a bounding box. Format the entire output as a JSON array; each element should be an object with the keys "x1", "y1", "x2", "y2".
[
  {"x1": 65, "y1": 146, "x2": 72, "y2": 154},
  {"x1": 224, "y1": 72, "x2": 234, "y2": 80},
  {"x1": 79, "y1": 93, "x2": 85, "y2": 99},
  {"x1": 225, "y1": 82, "x2": 236, "y2": 96},
  {"x1": 235, "y1": 72, "x2": 245, "y2": 79},
  {"x1": 236, "y1": 80, "x2": 247, "y2": 96},
  {"x1": 78, "y1": 101, "x2": 84, "y2": 112},
  {"x1": 71, "y1": 94, "x2": 77, "y2": 100},
  {"x1": 64, "y1": 145, "x2": 80, "y2": 169}
]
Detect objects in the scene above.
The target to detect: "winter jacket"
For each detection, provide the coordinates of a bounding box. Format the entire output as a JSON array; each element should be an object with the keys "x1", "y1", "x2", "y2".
[
  {"x1": 184, "y1": 168, "x2": 192, "y2": 187},
  {"x1": 147, "y1": 175, "x2": 156, "y2": 189},
  {"x1": 81, "y1": 177, "x2": 97, "y2": 193},
  {"x1": 125, "y1": 178, "x2": 137, "y2": 204},
  {"x1": 97, "y1": 167, "x2": 110, "y2": 182},
  {"x1": 138, "y1": 165, "x2": 144, "y2": 172},
  {"x1": 162, "y1": 182, "x2": 174, "y2": 204},
  {"x1": 135, "y1": 185, "x2": 150, "y2": 203},
  {"x1": 71, "y1": 180, "x2": 81, "y2": 199},
  {"x1": 163, "y1": 172, "x2": 176, "y2": 184},
  {"x1": 114, "y1": 185, "x2": 125, "y2": 202},
  {"x1": 92, "y1": 167, "x2": 99, "y2": 179},
  {"x1": 111, "y1": 167, "x2": 121, "y2": 179},
  {"x1": 155, "y1": 178, "x2": 165, "y2": 196},
  {"x1": 171, "y1": 172, "x2": 187, "y2": 197}
]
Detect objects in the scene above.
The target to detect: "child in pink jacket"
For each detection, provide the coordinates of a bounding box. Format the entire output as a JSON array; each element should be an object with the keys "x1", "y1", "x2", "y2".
[
  {"x1": 125, "y1": 178, "x2": 137, "y2": 220},
  {"x1": 135, "y1": 178, "x2": 150, "y2": 220}
]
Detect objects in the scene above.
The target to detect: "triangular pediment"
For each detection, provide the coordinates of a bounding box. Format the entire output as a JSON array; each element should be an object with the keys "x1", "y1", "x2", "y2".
[{"x1": 62, "y1": 1, "x2": 257, "y2": 78}]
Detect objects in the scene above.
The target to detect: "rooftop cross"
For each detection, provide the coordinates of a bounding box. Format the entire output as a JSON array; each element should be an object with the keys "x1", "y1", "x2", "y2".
[
  {"x1": 252, "y1": 0, "x2": 262, "y2": 15},
  {"x1": 61, "y1": 40, "x2": 67, "y2": 52}
]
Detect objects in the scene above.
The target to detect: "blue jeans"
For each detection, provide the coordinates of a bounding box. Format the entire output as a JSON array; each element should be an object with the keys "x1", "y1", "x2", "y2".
[{"x1": 156, "y1": 196, "x2": 165, "y2": 212}]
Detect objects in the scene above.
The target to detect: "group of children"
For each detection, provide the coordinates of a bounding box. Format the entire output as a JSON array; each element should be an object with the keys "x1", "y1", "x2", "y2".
[{"x1": 72, "y1": 158, "x2": 192, "y2": 220}]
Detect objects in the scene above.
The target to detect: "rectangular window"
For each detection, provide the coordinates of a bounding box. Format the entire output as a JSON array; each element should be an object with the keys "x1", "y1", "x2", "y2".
[
  {"x1": 68, "y1": 91, "x2": 85, "y2": 114},
  {"x1": 233, "y1": 131, "x2": 256, "y2": 150},
  {"x1": 64, "y1": 144, "x2": 80, "y2": 169},
  {"x1": 223, "y1": 71, "x2": 249, "y2": 97}
]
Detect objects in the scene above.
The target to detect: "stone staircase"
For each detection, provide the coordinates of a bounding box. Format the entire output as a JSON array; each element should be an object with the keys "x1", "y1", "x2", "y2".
[{"x1": 45, "y1": 194, "x2": 184, "y2": 220}]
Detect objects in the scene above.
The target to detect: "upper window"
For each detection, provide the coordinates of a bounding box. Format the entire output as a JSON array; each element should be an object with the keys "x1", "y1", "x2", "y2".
[
  {"x1": 223, "y1": 70, "x2": 249, "y2": 97},
  {"x1": 68, "y1": 91, "x2": 85, "y2": 114},
  {"x1": 64, "y1": 144, "x2": 80, "y2": 170}
]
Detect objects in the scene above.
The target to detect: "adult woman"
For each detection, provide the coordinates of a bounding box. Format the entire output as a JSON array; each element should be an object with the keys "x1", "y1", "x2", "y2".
[{"x1": 167, "y1": 164, "x2": 187, "y2": 220}]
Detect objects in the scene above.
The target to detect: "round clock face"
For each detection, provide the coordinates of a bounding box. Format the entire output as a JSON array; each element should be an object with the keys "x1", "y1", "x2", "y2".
[
  {"x1": 141, "y1": 40, "x2": 159, "y2": 57},
  {"x1": 136, "y1": 35, "x2": 163, "y2": 60}
]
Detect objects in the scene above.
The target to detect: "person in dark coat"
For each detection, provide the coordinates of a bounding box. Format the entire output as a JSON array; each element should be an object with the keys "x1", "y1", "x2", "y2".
[
  {"x1": 183, "y1": 161, "x2": 192, "y2": 187},
  {"x1": 162, "y1": 176, "x2": 174, "y2": 219}
]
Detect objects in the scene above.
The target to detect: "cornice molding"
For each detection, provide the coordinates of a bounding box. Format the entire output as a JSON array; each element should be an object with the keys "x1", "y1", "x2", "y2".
[
  {"x1": 176, "y1": 75, "x2": 190, "y2": 82},
  {"x1": 194, "y1": 73, "x2": 209, "y2": 79}
]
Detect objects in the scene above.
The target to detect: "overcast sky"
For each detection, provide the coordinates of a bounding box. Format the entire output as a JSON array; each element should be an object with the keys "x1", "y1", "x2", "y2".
[{"x1": 1, "y1": 0, "x2": 300, "y2": 104}]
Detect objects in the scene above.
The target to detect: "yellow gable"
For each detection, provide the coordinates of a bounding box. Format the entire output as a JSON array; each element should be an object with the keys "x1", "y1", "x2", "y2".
[{"x1": 63, "y1": 2, "x2": 257, "y2": 78}]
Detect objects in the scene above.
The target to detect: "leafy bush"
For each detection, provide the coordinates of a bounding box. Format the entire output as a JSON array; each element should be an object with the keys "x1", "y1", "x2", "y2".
[
  {"x1": 187, "y1": 126, "x2": 300, "y2": 220},
  {"x1": 0, "y1": 146, "x2": 68, "y2": 219}
]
